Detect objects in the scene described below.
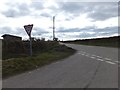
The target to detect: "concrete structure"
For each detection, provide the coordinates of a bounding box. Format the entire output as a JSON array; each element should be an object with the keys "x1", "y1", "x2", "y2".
[{"x1": 1, "y1": 34, "x2": 22, "y2": 41}]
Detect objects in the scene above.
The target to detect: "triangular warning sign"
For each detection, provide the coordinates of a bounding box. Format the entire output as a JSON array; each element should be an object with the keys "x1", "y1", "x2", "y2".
[{"x1": 24, "y1": 24, "x2": 33, "y2": 36}]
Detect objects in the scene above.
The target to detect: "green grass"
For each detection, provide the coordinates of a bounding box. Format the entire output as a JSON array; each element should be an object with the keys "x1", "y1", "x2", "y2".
[{"x1": 2, "y1": 45, "x2": 76, "y2": 79}]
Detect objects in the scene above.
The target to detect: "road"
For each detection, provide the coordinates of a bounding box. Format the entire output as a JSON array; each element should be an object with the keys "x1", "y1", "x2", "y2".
[{"x1": 3, "y1": 43, "x2": 118, "y2": 88}]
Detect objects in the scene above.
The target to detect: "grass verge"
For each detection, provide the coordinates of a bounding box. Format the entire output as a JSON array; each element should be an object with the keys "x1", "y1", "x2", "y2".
[{"x1": 2, "y1": 44, "x2": 76, "y2": 79}]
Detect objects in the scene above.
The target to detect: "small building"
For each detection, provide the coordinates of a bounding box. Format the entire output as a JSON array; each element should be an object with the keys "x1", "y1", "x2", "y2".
[{"x1": 1, "y1": 34, "x2": 22, "y2": 41}]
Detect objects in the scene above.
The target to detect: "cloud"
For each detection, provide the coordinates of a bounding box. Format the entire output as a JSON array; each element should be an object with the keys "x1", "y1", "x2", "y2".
[
  {"x1": 59, "y1": 2, "x2": 118, "y2": 21},
  {"x1": 57, "y1": 28, "x2": 80, "y2": 33},
  {"x1": 78, "y1": 26, "x2": 118, "y2": 38},
  {"x1": 2, "y1": 2, "x2": 31, "y2": 18},
  {"x1": 87, "y1": 2, "x2": 118, "y2": 21},
  {"x1": 0, "y1": 26, "x2": 13, "y2": 35},
  {"x1": 30, "y1": 1, "x2": 43, "y2": 10},
  {"x1": 56, "y1": 26, "x2": 118, "y2": 40},
  {"x1": 40, "y1": 13, "x2": 51, "y2": 18},
  {"x1": 33, "y1": 27, "x2": 49, "y2": 36},
  {"x1": 1, "y1": 1, "x2": 44, "y2": 18}
]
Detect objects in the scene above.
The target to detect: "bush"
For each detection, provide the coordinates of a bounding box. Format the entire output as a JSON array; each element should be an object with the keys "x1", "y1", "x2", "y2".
[{"x1": 2, "y1": 39, "x2": 59, "y2": 60}]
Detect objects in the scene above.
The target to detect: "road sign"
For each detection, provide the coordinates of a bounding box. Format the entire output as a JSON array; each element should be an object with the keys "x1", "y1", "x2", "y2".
[
  {"x1": 24, "y1": 24, "x2": 33, "y2": 36},
  {"x1": 23, "y1": 24, "x2": 33, "y2": 56}
]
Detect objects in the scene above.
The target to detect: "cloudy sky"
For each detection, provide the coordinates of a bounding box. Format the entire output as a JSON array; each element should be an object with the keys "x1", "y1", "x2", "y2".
[{"x1": 0, "y1": 0, "x2": 119, "y2": 41}]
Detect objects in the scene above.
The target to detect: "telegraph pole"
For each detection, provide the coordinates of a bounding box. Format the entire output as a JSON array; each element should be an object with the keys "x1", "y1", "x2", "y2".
[{"x1": 53, "y1": 16, "x2": 55, "y2": 41}]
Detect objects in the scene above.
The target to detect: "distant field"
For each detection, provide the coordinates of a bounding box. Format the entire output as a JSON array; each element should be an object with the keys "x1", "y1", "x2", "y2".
[{"x1": 63, "y1": 36, "x2": 120, "y2": 48}]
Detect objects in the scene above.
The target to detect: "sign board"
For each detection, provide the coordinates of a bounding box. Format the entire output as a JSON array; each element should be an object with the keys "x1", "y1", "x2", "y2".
[
  {"x1": 24, "y1": 24, "x2": 33, "y2": 36},
  {"x1": 23, "y1": 24, "x2": 33, "y2": 56}
]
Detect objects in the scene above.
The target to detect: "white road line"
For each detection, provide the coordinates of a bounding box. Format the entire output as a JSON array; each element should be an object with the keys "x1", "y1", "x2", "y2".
[
  {"x1": 90, "y1": 57, "x2": 96, "y2": 59},
  {"x1": 78, "y1": 52, "x2": 117, "y2": 65},
  {"x1": 96, "y1": 56, "x2": 102, "y2": 58},
  {"x1": 104, "y1": 58, "x2": 112, "y2": 61},
  {"x1": 92, "y1": 55, "x2": 97, "y2": 57},
  {"x1": 85, "y1": 54, "x2": 90, "y2": 57},
  {"x1": 105, "y1": 61, "x2": 116, "y2": 65},
  {"x1": 114, "y1": 61, "x2": 119, "y2": 63},
  {"x1": 81, "y1": 54, "x2": 85, "y2": 55},
  {"x1": 97, "y1": 59, "x2": 104, "y2": 61},
  {"x1": 115, "y1": 61, "x2": 120, "y2": 64}
]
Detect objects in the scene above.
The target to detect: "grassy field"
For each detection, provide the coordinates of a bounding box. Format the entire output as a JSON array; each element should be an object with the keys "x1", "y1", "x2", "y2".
[
  {"x1": 63, "y1": 36, "x2": 120, "y2": 48},
  {"x1": 2, "y1": 42, "x2": 76, "y2": 78}
]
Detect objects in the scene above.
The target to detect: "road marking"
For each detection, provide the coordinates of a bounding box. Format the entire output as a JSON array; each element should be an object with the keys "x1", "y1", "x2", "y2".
[
  {"x1": 85, "y1": 54, "x2": 90, "y2": 57},
  {"x1": 114, "y1": 61, "x2": 119, "y2": 63},
  {"x1": 114, "y1": 61, "x2": 120, "y2": 64},
  {"x1": 92, "y1": 54, "x2": 97, "y2": 57},
  {"x1": 97, "y1": 59, "x2": 104, "y2": 61},
  {"x1": 105, "y1": 61, "x2": 116, "y2": 65},
  {"x1": 90, "y1": 57, "x2": 96, "y2": 59},
  {"x1": 104, "y1": 58, "x2": 112, "y2": 61},
  {"x1": 96, "y1": 56, "x2": 102, "y2": 58},
  {"x1": 78, "y1": 52, "x2": 117, "y2": 66},
  {"x1": 81, "y1": 54, "x2": 85, "y2": 55}
]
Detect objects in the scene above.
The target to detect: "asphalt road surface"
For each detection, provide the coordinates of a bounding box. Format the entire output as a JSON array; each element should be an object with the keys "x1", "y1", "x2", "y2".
[{"x1": 3, "y1": 43, "x2": 119, "y2": 88}]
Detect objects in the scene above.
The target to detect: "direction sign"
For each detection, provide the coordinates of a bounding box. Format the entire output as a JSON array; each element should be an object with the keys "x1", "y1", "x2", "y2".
[{"x1": 24, "y1": 24, "x2": 33, "y2": 36}]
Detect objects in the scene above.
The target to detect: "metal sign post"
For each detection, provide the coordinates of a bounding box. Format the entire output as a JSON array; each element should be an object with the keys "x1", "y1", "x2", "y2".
[{"x1": 24, "y1": 24, "x2": 33, "y2": 56}]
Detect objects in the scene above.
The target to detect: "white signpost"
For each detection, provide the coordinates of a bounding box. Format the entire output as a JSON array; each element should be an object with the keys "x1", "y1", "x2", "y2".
[{"x1": 24, "y1": 24, "x2": 33, "y2": 56}]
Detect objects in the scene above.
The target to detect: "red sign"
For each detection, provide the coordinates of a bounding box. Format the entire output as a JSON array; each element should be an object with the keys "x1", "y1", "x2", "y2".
[{"x1": 24, "y1": 24, "x2": 33, "y2": 36}]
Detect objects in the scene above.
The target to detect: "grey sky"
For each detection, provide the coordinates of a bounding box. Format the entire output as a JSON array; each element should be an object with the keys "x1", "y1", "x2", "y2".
[{"x1": 0, "y1": 0, "x2": 118, "y2": 40}]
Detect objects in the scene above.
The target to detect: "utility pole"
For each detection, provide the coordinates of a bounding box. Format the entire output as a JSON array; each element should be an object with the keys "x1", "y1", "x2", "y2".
[{"x1": 53, "y1": 16, "x2": 55, "y2": 41}]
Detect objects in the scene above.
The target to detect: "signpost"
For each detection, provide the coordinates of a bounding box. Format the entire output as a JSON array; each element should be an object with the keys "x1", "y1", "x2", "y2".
[{"x1": 24, "y1": 24, "x2": 33, "y2": 56}]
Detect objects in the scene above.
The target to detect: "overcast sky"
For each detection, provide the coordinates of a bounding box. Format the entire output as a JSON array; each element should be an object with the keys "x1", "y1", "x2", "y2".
[{"x1": 0, "y1": 0, "x2": 119, "y2": 41}]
